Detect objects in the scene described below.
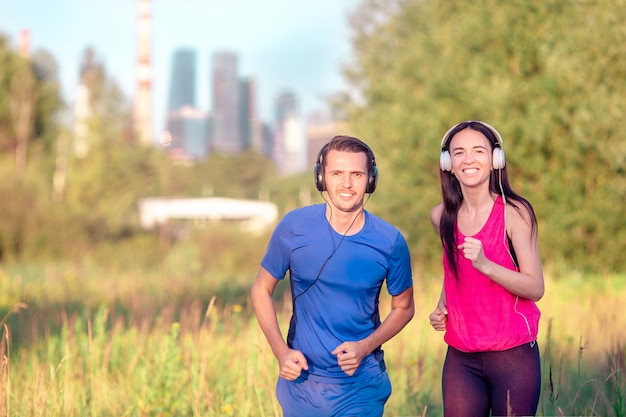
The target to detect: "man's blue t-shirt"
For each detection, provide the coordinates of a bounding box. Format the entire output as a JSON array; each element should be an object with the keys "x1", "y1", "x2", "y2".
[{"x1": 261, "y1": 204, "x2": 413, "y2": 383}]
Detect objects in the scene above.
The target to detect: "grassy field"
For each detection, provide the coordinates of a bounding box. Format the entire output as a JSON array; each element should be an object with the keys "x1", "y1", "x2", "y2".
[{"x1": 0, "y1": 263, "x2": 624, "y2": 416}]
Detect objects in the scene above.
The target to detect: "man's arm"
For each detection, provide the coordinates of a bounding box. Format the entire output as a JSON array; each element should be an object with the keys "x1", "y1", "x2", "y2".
[
  {"x1": 332, "y1": 286, "x2": 414, "y2": 375},
  {"x1": 251, "y1": 266, "x2": 308, "y2": 380}
]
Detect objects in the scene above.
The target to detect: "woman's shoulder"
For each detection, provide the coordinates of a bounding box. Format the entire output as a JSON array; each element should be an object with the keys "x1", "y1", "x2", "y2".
[
  {"x1": 430, "y1": 203, "x2": 444, "y2": 231},
  {"x1": 505, "y1": 196, "x2": 532, "y2": 216},
  {"x1": 505, "y1": 198, "x2": 535, "y2": 232}
]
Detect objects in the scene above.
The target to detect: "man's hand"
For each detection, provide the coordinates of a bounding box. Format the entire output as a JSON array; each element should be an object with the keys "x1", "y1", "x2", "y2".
[
  {"x1": 277, "y1": 348, "x2": 309, "y2": 381},
  {"x1": 332, "y1": 341, "x2": 368, "y2": 376}
]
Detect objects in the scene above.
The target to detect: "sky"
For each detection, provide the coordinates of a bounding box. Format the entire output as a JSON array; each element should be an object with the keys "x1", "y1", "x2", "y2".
[{"x1": 0, "y1": 0, "x2": 361, "y2": 138}]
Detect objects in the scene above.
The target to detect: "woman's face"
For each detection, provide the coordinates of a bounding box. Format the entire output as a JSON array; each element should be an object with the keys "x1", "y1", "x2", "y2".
[{"x1": 448, "y1": 128, "x2": 493, "y2": 188}]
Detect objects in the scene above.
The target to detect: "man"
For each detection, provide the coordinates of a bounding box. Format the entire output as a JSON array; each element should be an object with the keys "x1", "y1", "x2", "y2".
[{"x1": 251, "y1": 135, "x2": 414, "y2": 417}]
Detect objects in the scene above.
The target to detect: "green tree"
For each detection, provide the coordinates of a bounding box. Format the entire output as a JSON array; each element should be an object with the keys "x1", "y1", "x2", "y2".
[
  {"x1": 0, "y1": 36, "x2": 62, "y2": 173},
  {"x1": 0, "y1": 35, "x2": 63, "y2": 262},
  {"x1": 343, "y1": 0, "x2": 626, "y2": 274},
  {"x1": 193, "y1": 151, "x2": 277, "y2": 199},
  {"x1": 0, "y1": 38, "x2": 292, "y2": 266},
  {"x1": 60, "y1": 47, "x2": 162, "y2": 250}
]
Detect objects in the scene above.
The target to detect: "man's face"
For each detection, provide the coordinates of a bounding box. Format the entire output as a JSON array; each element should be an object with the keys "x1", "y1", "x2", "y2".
[{"x1": 323, "y1": 149, "x2": 369, "y2": 214}]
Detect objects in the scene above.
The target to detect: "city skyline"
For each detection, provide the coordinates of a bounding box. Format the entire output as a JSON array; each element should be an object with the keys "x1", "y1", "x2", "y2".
[
  {"x1": 0, "y1": 0, "x2": 361, "y2": 142},
  {"x1": 164, "y1": 47, "x2": 307, "y2": 175}
]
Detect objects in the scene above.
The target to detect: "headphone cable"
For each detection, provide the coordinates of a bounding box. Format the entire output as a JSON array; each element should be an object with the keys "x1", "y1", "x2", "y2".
[
  {"x1": 499, "y1": 169, "x2": 533, "y2": 345},
  {"x1": 292, "y1": 194, "x2": 365, "y2": 302}
]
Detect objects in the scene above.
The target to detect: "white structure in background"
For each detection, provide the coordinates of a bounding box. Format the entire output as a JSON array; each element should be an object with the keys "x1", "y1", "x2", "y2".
[
  {"x1": 138, "y1": 197, "x2": 278, "y2": 233},
  {"x1": 282, "y1": 115, "x2": 306, "y2": 174},
  {"x1": 273, "y1": 91, "x2": 306, "y2": 176}
]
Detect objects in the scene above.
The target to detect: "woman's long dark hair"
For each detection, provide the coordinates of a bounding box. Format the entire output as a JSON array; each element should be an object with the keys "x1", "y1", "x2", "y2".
[{"x1": 439, "y1": 121, "x2": 538, "y2": 281}]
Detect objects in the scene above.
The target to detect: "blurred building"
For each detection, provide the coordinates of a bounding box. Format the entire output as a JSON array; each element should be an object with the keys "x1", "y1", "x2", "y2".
[
  {"x1": 273, "y1": 91, "x2": 306, "y2": 175},
  {"x1": 164, "y1": 48, "x2": 208, "y2": 160},
  {"x1": 165, "y1": 105, "x2": 210, "y2": 161},
  {"x1": 211, "y1": 51, "x2": 241, "y2": 154},
  {"x1": 306, "y1": 118, "x2": 351, "y2": 166},
  {"x1": 167, "y1": 48, "x2": 197, "y2": 113},
  {"x1": 156, "y1": 48, "x2": 350, "y2": 173},
  {"x1": 239, "y1": 77, "x2": 262, "y2": 153},
  {"x1": 260, "y1": 122, "x2": 274, "y2": 159}
]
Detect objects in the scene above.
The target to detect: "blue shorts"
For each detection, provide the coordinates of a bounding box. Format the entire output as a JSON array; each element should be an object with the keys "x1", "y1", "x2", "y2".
[{"x1": 276, "y1": 372, "x2": 392, "y2": 417}]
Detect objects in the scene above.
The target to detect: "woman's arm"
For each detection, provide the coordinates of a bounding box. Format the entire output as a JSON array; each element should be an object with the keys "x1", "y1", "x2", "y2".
[{"x1": 459, "y1": 204, "x2": 544, "y2": 301}]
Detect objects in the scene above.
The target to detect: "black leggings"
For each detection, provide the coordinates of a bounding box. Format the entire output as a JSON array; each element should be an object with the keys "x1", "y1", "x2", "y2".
[{"x1": 442, "y1": 342, "x2": 541, "y2": 417}]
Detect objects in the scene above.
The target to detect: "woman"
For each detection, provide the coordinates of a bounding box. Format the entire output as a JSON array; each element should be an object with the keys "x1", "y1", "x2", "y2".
[{"x1": 429, "y1": 120, "x2": 544, "y2": 417}]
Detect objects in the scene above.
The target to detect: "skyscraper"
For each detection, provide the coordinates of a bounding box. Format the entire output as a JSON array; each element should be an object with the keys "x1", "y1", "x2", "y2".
[
  {"x1": 211, "y1": 51, "x2": 241, "y2": 154},
  {"x1": 166, "y1": 105, "x2": 210, "y2": 161},
  {"x1": 239, "y1": 77, "x2": 263, "y2": 153},
  {"x1": 167, "y1": 48, "x2": 196, "y2": 113},
  {"x1": 275, "y1": 91, "x2": 298, "y2": 127},
  {"x1": 164, "y1": 48, "x2": 210, "y2": 160},
  {"x1": 274, "y1": 91, "x2": 306, "y2": 175}
]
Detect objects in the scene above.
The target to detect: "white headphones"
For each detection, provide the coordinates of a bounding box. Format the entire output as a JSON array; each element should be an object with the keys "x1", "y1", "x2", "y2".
[{"x1": 440, "y1": 120, "x2": 506, "y2": 171}]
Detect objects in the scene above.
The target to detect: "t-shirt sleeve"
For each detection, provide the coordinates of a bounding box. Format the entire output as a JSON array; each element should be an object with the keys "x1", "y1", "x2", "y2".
[
  {"x1": 385, "y1": 231, "x2": 413, "y2": 296},
  {"x1": 260, "y1": 213, "x2": 293, "y2": 280}
]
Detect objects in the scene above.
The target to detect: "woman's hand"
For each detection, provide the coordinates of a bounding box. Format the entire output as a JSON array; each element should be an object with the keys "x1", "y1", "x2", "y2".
[
  {"x1": 429, "y1": 304, "x2": 448, "y2": 331},
  {"x1": 458, "y1": 236, "x2": 492, "y2": 274}
]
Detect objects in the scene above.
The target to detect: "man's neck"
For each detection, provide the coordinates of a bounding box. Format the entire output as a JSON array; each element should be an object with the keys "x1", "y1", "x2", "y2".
[{"x1": 327, "y1": 207, "x2": 365, "y2": 236}]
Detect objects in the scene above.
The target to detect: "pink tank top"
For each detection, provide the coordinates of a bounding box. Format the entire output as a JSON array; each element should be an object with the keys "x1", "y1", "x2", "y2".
[{"x1": 443, "y1": 196, "x2": 540, "y2": 352}]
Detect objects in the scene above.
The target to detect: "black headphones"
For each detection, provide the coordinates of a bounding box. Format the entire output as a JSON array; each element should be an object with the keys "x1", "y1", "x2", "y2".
[{"x1": 314, "y1": 137, "x2": 378, "y2": 194}]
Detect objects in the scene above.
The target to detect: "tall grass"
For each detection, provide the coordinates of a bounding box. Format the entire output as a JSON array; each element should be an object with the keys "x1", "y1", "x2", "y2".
[{"x1": 0, "y1": 265, "x2": 624, "y2": 416}]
